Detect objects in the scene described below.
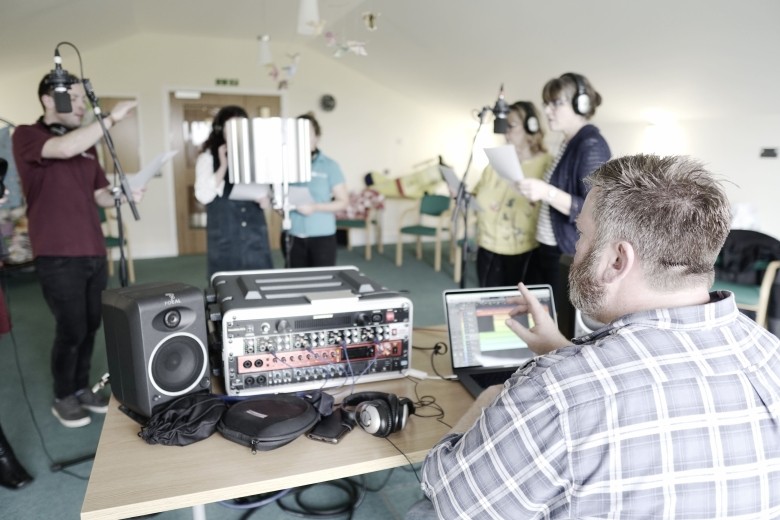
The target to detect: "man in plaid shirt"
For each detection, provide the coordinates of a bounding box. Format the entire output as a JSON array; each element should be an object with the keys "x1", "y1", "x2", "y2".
[{"x1": 413, "y1": 154, "x2": 780, "y2": 519}]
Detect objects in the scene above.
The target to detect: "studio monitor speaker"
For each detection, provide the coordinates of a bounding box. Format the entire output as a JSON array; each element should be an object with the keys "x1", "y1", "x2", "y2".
[{"x1": 102, "y1": 281, "x2": 210, "y2": 419}]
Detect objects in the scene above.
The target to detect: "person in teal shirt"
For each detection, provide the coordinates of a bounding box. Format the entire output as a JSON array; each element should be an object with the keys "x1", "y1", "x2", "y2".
[{"x1": 286, "y1": 112, "x2": 348, "y2": 267}]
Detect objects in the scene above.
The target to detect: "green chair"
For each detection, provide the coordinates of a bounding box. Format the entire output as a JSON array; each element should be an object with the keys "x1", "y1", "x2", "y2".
[
  {"x1": 336, "y1": 205, "x2": 383, "y2": 261},
  {"x1": 711, "y1": 229, "x2": 780, "y2": 329},
  {"x1": 99, "y1": 207, "x2": 135, "y2": 283},
  {"x1": 395, "y1": 194, "x2": 451, "y2": 272},
  {"x1": 712, "y1": 259, "x2": 780, "y2": 328}
]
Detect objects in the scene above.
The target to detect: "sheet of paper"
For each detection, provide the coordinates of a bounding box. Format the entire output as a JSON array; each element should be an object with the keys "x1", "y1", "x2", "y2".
[
  {"x1": 228, "y1": 183, "x2": 269, "y2": 201},
  {"x1": 484, "y1": 145, "x2": 524, "y2": 183},
  {"x1": 288, "y1": 185, "x2": 315, "y2": 207},
  {"x1": 128, "y1": 150, "x2": 178, "y2": 191},
  {"x1": 440, "y1": 165, "x2": 481, "y2": 212},
  {"x1": 439, "y1": 165, "x2": 462, "y2": 195}
]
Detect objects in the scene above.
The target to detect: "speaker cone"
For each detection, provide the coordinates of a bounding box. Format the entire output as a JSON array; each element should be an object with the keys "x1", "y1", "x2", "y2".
[{"x1": 148, "y1": 333, "x2": 207, "y2": 395}]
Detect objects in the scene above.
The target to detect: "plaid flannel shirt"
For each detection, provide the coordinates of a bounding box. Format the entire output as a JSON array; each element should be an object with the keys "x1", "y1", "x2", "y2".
[{"x1": 421, "y1": 292, "x2": 780, "y2": 519}]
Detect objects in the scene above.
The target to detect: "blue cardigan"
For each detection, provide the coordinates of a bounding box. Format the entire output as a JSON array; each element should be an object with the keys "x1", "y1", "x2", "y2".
[{"x1": 549, "y1": 124, "x2": 611, "y2": 255}]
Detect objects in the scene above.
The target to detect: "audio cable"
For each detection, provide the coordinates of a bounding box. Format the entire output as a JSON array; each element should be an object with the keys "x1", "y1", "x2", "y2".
[
  {"x1": 411, "y1": 340, "x2": 452, "y2": 380},
  {"x1": 0, "y1": 269, "x2": 90, "y2": 480}
]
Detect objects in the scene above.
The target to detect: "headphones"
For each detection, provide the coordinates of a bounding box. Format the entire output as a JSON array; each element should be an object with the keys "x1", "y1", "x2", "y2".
[
  {"x1": 341, "y1": 391, "x2": 415, "y2": 438},
  {"x1": 512, "y1": 101, "x2": 540, "y2": 135},
  {"x1": 37, "y1": 116, "x2": 70, "y2": 136},
  {"x1": 563, "y1": 72, "x2": 591, "y2": 116}
]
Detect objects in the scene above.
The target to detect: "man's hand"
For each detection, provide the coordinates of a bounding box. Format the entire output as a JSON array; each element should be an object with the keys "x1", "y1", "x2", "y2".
[
  {"x1": 110, "y1": 100, "x2": 138, "y2": 123},
  {"x1": 505, "y1": 283, "x2": 569, "y2": 355},
  {"x1": 130, "y1": 187, "x2": 145, "y2": 204}
]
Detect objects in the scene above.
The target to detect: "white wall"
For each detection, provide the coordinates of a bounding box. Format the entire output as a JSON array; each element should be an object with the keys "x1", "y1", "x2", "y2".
[
  {"x1": 2, "y1": 33, "x2": 778, "y2": 259},
  {"x1": 599, "y1": 116, "x2": 780, "y2": 240}
]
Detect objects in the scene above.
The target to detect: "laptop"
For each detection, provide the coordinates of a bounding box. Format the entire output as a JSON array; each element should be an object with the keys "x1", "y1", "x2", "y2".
[{"x1": 443, "y1": 285, "x2": 557, "y2": 397}]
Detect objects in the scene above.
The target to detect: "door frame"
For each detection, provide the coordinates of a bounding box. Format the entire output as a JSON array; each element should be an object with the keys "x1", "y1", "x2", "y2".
[{"x1": 163, "y1": 87, "x2": 285, "y2": 256}]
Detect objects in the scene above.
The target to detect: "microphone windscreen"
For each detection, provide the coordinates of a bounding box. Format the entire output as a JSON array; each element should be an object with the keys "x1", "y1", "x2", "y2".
[
  {"x1": 53, "y1": 90, "x2": 73, "y2": 113},
  {"x1": 493, "y1": 118, "x2": 508, "y2": 134}
]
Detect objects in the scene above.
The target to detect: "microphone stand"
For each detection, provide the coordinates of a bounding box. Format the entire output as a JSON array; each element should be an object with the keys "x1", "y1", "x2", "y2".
[
  {"x1": 83, "y1": 78, "x2": 139, "y2": 288},
  {"x1": 451, "y1": 108, "x2": 488, "y2": 288},
  {"x1": 276, "y1": 175, "x2": 294, "y2": 269}
]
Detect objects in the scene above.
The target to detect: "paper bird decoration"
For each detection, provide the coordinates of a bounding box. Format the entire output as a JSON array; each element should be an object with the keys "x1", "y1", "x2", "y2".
[{"x1": 362, "y1": 11, "x2": 380, "y2": 31}]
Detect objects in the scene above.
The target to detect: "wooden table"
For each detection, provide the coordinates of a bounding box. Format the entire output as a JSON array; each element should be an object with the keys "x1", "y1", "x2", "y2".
[{"x1": 80, "y1": 326, "x2": 469, "y2": 520}]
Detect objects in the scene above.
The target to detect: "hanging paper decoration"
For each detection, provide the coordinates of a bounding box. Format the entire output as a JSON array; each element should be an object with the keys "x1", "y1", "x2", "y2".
[
  {"x1": 297, "y1": 0, "x2": 322, "y2": 35},
  {"x1": 266, "y1": 53, "x2": 301, "y2": 90},
  {"x1": 362, "y1": 11, "x2": 380, "y2": 31},
  {"x1": 324, "y1": 30, "x2": 367, "y2": 58},
  {"x1": 257, "y1": 35, "x2": 273, "y2": 66}
]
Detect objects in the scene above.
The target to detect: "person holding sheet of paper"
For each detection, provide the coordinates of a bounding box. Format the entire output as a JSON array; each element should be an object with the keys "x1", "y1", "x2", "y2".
[
  {"x1": 517, "y1": 73, "x2": 610, "y2": 297},
  {"x1": 472, "y1": 101, "x2": 551, "y2": 287},
  {"x1": 195, "y1": 105, "x2": 273, "y2": 279},
  {"x1": 284, "y1": 112, "x2": 348, "y2": 268}
]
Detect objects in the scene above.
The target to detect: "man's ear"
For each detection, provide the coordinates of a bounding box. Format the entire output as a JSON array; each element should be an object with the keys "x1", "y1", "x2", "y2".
[
  {"x1": 41, "y1": 94, "x2": 55, "y2": 111},
  {"x1": 602, "y1": 241, "x2": 635, "y2": 284}
]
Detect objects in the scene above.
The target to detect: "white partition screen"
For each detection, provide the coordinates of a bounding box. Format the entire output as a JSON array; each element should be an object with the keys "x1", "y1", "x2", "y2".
[{"x1": 225, "y1": 117, "x2": 312, "y2": 185}]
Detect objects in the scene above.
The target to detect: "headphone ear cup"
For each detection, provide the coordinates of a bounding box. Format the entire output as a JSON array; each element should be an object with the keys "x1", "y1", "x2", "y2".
[
  {"x1": 396, "y1": 397, "x2": 414, "y2": 432},
  {"x1": 385, "y1": 393, "x2": 400, "y2": 433},
  {"x1": 525, "y1": 116, "x2": 540, "y2": 134},
  {"x1": 575, "y1": 94, "x2": 591, "y2": 116},
  {"x1": 356, "y1": 400, "x2": 393, "y2": 438}
]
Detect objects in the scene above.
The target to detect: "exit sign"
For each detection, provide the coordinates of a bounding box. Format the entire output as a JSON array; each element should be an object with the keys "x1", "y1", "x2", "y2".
[{"x1": 215, "y1": 78, "x2": 239, "y2": 86}]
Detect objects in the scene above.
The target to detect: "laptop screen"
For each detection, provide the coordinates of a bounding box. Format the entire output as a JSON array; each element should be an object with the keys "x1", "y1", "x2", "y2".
[{"x1": 443, "y1": 285, "x2": 556, "y2": 369}]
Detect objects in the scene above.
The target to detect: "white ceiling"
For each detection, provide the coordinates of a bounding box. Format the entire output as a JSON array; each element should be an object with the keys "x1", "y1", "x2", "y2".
[{"x1": 3, "y1": 0, "x2": 779, "y2": 123}]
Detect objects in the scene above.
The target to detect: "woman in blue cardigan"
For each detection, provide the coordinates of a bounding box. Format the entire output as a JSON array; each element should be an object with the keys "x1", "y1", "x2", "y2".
[{"x1": 518, "y1": 72, "x2": 611, "y2": 299}]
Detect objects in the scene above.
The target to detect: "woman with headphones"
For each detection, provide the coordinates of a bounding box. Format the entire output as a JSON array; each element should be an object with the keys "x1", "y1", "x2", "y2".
[
  {"x1": 194, "y1": 105, "x2": 273, "y2": 279},
  {"x1": 517, "y1": 73, "x2": 611, "y2": 295},
  {"x1": 472, "y1": 101, "x2": 552, "y2": 287}
]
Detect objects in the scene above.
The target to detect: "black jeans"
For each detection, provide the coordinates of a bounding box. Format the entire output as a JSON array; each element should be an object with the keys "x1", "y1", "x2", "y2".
[
  {"x1": 476, "y1": 247, "x2": 534, "y2": 288},
  {"x1": 35, "y1": 256, "x2": 107, "y2": 399},
  {"x1": 285, "y1": 234, "x2": 338, "y2": 268}
]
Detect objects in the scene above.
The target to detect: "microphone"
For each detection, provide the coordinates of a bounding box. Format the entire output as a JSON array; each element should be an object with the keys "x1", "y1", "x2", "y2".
[
  {"x1": 492, "y1": 84, "x2": 509, "y2": 134},
  {"x1": 48, "y1": 49, "x2": 74, "y2": 113}
]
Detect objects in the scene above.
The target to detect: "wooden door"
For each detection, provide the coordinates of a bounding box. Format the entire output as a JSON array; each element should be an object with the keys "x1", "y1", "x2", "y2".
[{"x1": 168, "y1": 93, "x2": 281, "y2": 255}]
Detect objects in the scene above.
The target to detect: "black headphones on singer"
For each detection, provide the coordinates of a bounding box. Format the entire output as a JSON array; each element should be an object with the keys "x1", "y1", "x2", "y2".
[
  {"x1": 563, "y1": 72, "x2": 591, "y2": 116},
  {"x1": 511, "y1": 101, "x2": 540, "y2": 135},
  {"x1": 37, "y1": 116, "x2": 70, "y2": 136},
  {"x1": 341, "y1": 391, "x2": 415, "y2": 438}
]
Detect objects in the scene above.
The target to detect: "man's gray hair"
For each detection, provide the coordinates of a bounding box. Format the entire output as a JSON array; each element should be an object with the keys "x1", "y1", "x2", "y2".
[{"x1": 586, "y1": 154, "x2": 731, "y2": 291}]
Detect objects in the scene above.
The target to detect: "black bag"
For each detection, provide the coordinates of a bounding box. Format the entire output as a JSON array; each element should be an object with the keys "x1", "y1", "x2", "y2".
[
  {"x1": 217, "y1": 394, "x2": 320, "y2": 453},
  {"x1": 138, "y1": 392, "x2": 227, "y2": 446}
]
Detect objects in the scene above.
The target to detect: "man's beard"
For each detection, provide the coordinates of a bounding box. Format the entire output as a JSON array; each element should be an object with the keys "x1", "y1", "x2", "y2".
[{"x1": 569, "y1": 243, "x2": 607, "y2": 322}]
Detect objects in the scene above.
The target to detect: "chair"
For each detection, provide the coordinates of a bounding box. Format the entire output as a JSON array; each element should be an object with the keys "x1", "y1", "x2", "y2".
[
  {"x1": 337, "y1": 206, "x2": 383, "y2": 260},
  {"x1": 99, "y1": 207, "x2": 135, "y2": 284},
  {"x1": 335, "y1": 188, "x2": 385, "y2": 261},
  {"x1": 395, "y1": 194, "x2": 451, "y2": 272},
  {"x1": 711, "y1": 229, "x2": 780, "y2": 329}
]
